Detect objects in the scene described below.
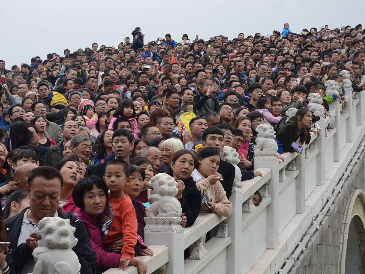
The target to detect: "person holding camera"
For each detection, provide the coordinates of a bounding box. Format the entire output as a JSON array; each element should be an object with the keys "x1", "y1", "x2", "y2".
[{"x1": 131, "y1": 27, "x2": 144, "y2": 51}]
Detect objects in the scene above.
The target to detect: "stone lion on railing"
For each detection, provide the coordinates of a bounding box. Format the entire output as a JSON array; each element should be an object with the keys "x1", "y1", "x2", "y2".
[
  {"x1": 146, "y1": 173, "x2": 182, "y2": 218},
  {"x1": 255, "y1": 124, "x2": 278, "y2": 153},
  {"x1": 32, "y1": 217, "x2": 81, "y2": 274}
]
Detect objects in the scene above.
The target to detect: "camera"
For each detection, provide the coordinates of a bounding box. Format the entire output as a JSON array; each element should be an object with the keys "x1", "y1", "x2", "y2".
[
  {"x1": 0, "y1": 84, "x2": 2, "y2": 92},
  {"x1": 312, "y1": 115, "x2": 320, "y2": 123}
]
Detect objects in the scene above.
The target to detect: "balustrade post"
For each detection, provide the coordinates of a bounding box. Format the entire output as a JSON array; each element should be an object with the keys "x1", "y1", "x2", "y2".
[
  {"x1": 316, "y1": 118, "x2": 325, "y2": 185},
  {"x1": 144, "y1": 174, "x2": 184, "y2": 274},
  {"x1": 357, "y1": 90, "x2": 365, "y2": 126},
  {"x1": 341, "y1": 70, "x2": 354, "y2": 143},
  {"x1": 329, "y1": 100, "x2": 341, "y2": 161},
  {"x1": 253, "y1": 124, "x2": 279, "y2": 248}
]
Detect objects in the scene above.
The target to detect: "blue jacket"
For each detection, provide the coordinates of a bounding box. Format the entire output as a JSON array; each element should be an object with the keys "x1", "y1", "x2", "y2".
[
  {"x1": 164, "y1": 39, "x2": 177, "y2": 49},
  {"x1": 281, "y1": 28, "x2": 292, "y2": 38}
]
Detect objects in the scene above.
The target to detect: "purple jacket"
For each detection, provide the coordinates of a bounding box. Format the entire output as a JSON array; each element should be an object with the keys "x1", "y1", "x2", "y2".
[{"x1": 77, "y1": 210, "x2": 121, "y2": 268}]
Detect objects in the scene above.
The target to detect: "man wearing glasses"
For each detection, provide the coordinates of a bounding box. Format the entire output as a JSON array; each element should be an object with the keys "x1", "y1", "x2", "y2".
[{"x1": 141, "y1": 124, "x2": 162, "y2": 143}]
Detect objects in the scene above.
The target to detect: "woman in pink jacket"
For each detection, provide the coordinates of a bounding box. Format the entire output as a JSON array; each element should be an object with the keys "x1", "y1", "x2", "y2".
[
  {"x1": 192, "y1": 147, "x2": 232, "y2": 217},
  {"x1": 73, "y1": 176, "x2": 147, "y2": 274}
]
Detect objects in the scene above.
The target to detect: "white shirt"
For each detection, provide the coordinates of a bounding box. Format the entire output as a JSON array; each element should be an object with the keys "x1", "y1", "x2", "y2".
[
  {"x1": 192, "y1": 169, "x2": 211, "y2": 203},
  {"x1": 18, "y1": 209, "x2": 58, "y2": 274}
]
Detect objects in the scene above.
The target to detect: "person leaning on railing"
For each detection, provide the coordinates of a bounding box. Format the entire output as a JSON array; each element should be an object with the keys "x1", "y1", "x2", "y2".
[
  {"x1": 171, "y1": 149, "x2": 202, "y2": 227},
  {"x1": 275, "y1": 108, "x2": 312, "y2": 153}
]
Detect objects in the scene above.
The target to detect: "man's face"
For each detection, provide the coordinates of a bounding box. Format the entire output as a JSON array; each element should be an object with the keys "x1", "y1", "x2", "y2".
[
  {"x1": 11, "y1": 106, "x2": 25, "y2": 120},
  {"x1": 203, "y1": 134, "x2": 224, "y2": 152},
  {"x1": 116, "y1": 121, "x2": 131, "y2": 131},
  {"x1": 66, "y1": 69, "x2": 77, "y2": 80},
  {"x1": 220, "y1": 128, "x2": 233, "y2": 147},
  {"x1": 18, "y1": 84, "x2": 29, "y2": 98},
  {"x1": 143, "y1": 127, "x2": 161, "y2": 143},
  {"x1": 250, "y1": 88, "x2": 263, "y2": 101},
  {"x1": 38, "y1": 85, "x2": 50, "y2": 100},
  {"x1": 311, "y1": 63, "x2": 321, "y2": 75},
  {"x1": 62, "y1": 121, "x2": 79, "y2": 141},
  {"x1": 147, "y1": 148, "x2": 162, "y2": 174},
  {"x1": 271, "y1": 100, "x2": 282, "y2": 117},
  {"x1": 207, "y1": 116, "x2": 220, "y2": 128},
  {"x1": 235, "y1": 62, "x2": 244, "y2": 74},
  {"x1": 112, "y1": 135, "x2": 134, "y2": 160},
  {"x1": 87, "y1": 78, "x2": 98, "y2": 90},
  {"x1": 232, "y1": 135, "x2": 244, "y2": 150},
  {"x1": 181, "y1": 89, "x2": 194, "y2": 104},
  {"x1": 158, "y1": 118, "x2": 174, "y2": 136},
  {"x1": 28, "y1": 176, "x2": 62, "y2": 221},
  {"x1": 190, "y1": 118, "x2": 208, "y2": 139},
  {"x1": 73, "y1": 140, "x2": 92, "y2": 160},
  {"x1": 167, "y1": 93, "x2": 180, "y2": 109},
  {"x1": 34, "y1": 103, "x2": 47, "y2": 117}
]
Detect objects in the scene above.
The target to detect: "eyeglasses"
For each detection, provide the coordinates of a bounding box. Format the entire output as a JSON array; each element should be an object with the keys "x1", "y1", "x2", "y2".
[
  {"x1": 224, "y1": 133, "x2": 234, "y2": 138},
  {"x1": 146, "y1": 132, "x2": 162, "y2": 136},
  {"x1": 13, "y1": 110, "x2": 25, "y2": 114},
  {"x1": 150, "y1": 101, "x2": 162, "y2": 107},
  {"x1": 229, "y1": 98, "x2": 239, "y2": 102},
  {"x1": 221, "y1": 107, "x2": 233, "y2": 113}
]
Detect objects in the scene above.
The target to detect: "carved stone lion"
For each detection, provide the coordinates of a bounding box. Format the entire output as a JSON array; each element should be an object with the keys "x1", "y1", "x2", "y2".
[
  {"x1": 146, "y1": 173, "x2": 182, "y2": 218},
  {"x1": 340, "y1": 70, "x2": 350, "y2": 80},
  {"x1": 221, "y1": 146, "x2": 242, "y2": 190},
  {"x1": 255, "y1": 124, "x2": 278, "y2": 153},
  {"x1": 33, "y1": 217, "x2": 80, "y2": 274},
  {"x1": 325, "y1": 80, "x2": 340, "y2": 97},
  {"x1": 285, "y1": 108, "x2": 298, "y2": 118},
  {"x1": 307, "y1": 93, "x2": 325, "y2": 118}
]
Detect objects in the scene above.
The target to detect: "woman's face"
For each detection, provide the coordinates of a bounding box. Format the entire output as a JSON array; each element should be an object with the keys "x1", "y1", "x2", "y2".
[
  {"x1": 98, "y1": 115, "x2": 107, "y2": 127},
  {"x1": 124, "y1": 170, "x2": 144, "y2": 200},
  {"x1": 160, "y1": 144, "x2": 174, "y2": 165},
  {"x1": 238, "y1": 119, "x2": 252, "y2": 138},
  {"x1": 70, "y1": 94, "x2": 81, "y2": 107},
  {"x1": 63, "y1": 141, "x2": 72, "y2": 157},
  {"x1": 171, "y1": 153, "x2": 195, "y2": 181},
  {"x1": 300, "y1": 111, "x2": 313, "y2": 128},
  {"x1": 75, "y1": 116, "x2": 86, "y2": 126},
  {"x1": 328, "y1": 66, "x2": 338, "y2": 76},
  {"x1": 83, "y1": 185, "x2": 107, "y2": 219},
  {"x1": 139, "y1": 163, "x2": 154, "y2": 185},
  {"x1": 10, "y1": 196, "x2": 30, "y2": 218},
  {"x1": 34, "y1": 117, "x2": 47, "y2": 133},
  {"x1": 133, "y1": 141, "x2": 148, "y2": 158},
  {"x1": 60, "y1": 161, "x2": 80, "y2": 188},
  {"x1": 280, "y1": 90, "x2": 292, "y2": 105},
  {"x1": 0, "y1": 144, "x2": 8, "y2": 168},
  {"x1": 107, "y1": 98, "x2": 118, "y2": 110},
  {"x1": 137, "y1": 114, "x2": 149, "y2": 130},
  {"x1": 23, "y1": 98, "x2": 33, "y2": 111},
  {"x1": 198, "y1": 155, "x2": 220, "y2": 178},
  {"x1": 66, "y1": 111, "x2": 75, "y2": 122},
  {"x1": 82, "y1": 91, "x2": 91, "y2": 99},
  {"x1": 103, "y1": 130, "x2": 113, "y2": 149}
]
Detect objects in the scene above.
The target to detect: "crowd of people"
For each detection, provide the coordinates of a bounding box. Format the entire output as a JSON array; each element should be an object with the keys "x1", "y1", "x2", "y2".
[{"x1": 0, "y1": 22, "x2": 364, "y2": 274}]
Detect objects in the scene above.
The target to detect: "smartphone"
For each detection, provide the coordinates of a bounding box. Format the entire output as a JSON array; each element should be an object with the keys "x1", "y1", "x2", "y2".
[
  {"x1": 203, "y1": 192, "x2": 211, "y2": 210},
  {"x1": 0, "y1": 242, "x2": 10, "y2": 252},
  {"x1": 291, "y1": 142, "x2": 303, "y2": 153}
]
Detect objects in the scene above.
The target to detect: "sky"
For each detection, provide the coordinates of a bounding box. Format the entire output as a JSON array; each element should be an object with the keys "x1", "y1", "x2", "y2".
[{"x1": 0, "y1": 0, "x2": 364, "y2": 67}]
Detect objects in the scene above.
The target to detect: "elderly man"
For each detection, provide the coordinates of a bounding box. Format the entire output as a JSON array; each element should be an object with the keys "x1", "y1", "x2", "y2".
[
  {"x1": 5, "y1": 166, "x2": 96, "y2": 274},
  {"x1": 140, "y1": 146, "x2": 162, "y2": 175},
  {"x1": 70, "y1": 135, "x2": 92, "y2": 164}
]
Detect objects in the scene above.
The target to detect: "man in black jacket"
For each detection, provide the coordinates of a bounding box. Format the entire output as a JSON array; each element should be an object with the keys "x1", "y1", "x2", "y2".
[
  {"x1": 5, "y1": 166, "x2": 96, "y2": 274},
  {"x1": 202, "y1": 127, "x2": 235, "y2": 198}
]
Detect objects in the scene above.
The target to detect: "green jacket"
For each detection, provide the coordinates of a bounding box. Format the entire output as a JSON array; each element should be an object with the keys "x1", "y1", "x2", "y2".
[
  {"x1": 44, "y1": 141, "x2": 63, "y2": 167},
  {"x1": 281, "y1": 101, "x2": 303, "y2": 116}
]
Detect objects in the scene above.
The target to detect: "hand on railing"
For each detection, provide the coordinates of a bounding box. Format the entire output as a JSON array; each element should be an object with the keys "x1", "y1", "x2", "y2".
[{"x1": 254, "y1": 170, "x2": 262, "y2": 177}]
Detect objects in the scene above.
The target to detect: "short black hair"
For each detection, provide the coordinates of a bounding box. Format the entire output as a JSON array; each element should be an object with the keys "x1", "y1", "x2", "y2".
[
  {"x1": 113, "y1": 129, "x2": 134, "y2": 143},
  {"x1": 72, "y1": 176, "x2": 108, "y2": 210},
  {"x1": 28, "y1": 166, "x2": 63, "y2": 189},
  {"x1": 105, "y1": 159, "x2": 130, "y2": 177},
  {"x1": 129, "y1": 165, "x2": 145, "y2": 181},
  {"x1": 247, "y1": 83, "x2": 262, "y2": 94},
  {"x1": 202, "y1": 127, "x2": 224, "y2": 142},
  {"x1": 196, "y1": 147, "x2": 220, "y2": 161}
]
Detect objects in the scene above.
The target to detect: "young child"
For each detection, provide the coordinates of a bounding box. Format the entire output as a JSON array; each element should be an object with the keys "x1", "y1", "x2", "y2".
[
  {"x1": 102, "y1": 160, "x2": 146, "y2": 272},
  {"x1": 255, "y1": 95, "x2": 282, "y2": 125},
  {"x1": 109, "y1": 99, "x2": 138, "y2": 139},
  {"x1": 193, "y1": 78, "x2": 219, "y2": 117},
  {"x1": 78, "y1": 99, "x2": 98, "y2": 130}
]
